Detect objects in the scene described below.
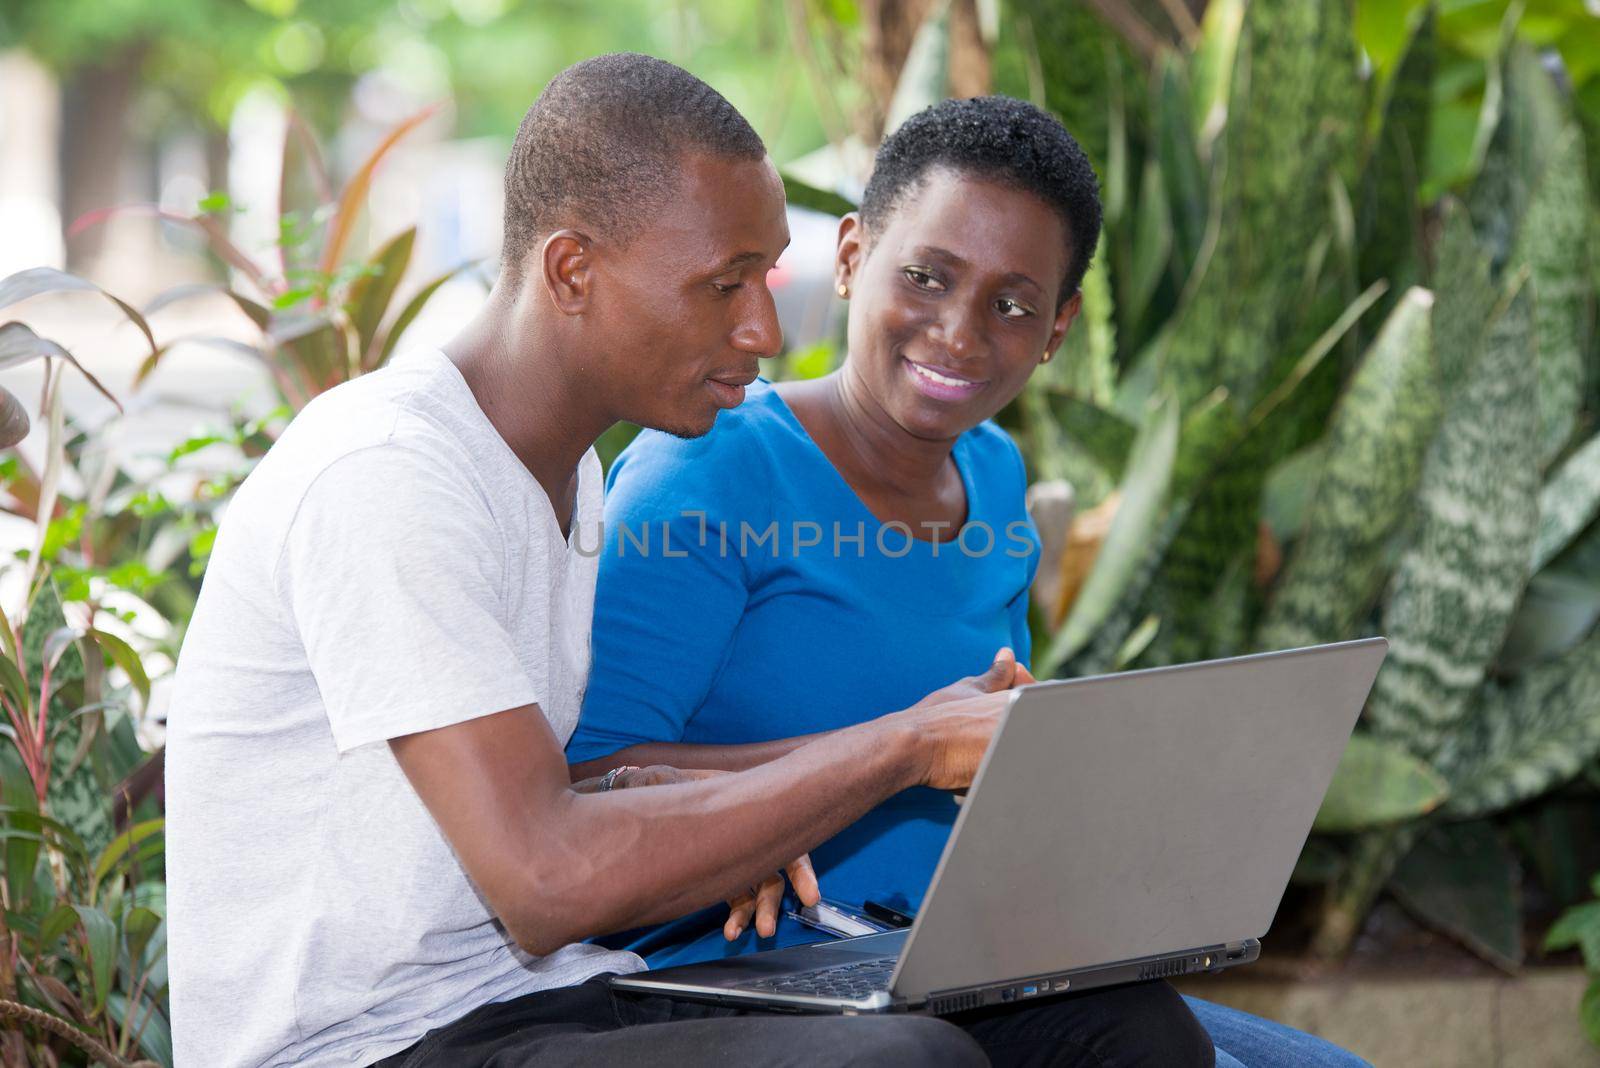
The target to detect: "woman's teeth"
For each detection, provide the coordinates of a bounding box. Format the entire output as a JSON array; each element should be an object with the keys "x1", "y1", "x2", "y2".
[{"x1": 912, "y1": 364, "x2": 971, "y2": 387}]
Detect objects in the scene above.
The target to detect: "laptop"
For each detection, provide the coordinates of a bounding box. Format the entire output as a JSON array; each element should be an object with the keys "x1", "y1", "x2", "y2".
[{"x1": 610, "y1": 637, "x2": 1388, "y2": 1015}]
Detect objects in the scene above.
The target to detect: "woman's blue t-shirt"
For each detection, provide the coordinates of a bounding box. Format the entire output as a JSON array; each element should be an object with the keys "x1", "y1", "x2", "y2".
[{"x1": 567, "y1": 379, "x2": 1039, "y2": 968}]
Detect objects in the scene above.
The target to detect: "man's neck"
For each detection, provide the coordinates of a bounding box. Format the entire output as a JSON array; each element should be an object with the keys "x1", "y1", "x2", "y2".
[{"x1": 442, "y1": 287, "x2": 614, "y2": 522}]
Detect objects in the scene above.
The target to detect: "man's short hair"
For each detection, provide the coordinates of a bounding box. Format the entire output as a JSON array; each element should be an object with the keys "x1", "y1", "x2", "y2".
[
  {"x1": 860, "y1": 96, "x2": 1102, "y2": 303},
  {"x1": 501, "y1": 53, "x2": 767, "y2": 282}
]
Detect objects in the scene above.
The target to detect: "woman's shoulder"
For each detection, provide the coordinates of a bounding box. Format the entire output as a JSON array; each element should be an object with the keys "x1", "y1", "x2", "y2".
[
  {"x1": 606, "y1": 379, "x2": 791, "y2": 512},
  {"x1": 960, "y1": 418, "x2": 1028, "y2": 488}
]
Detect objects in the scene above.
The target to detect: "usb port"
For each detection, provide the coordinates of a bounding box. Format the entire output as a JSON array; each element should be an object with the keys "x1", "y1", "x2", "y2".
[{"x1": 1021, "y1": 985, "x2": 1038, "y2": 997}]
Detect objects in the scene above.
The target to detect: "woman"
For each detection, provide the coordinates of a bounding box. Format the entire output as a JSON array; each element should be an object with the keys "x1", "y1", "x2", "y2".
[{"x1": 569, "y1": 96, "x2": 1364, "y2": 1068}]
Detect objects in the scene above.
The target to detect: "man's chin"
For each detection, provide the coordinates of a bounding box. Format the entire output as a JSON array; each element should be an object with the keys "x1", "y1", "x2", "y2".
[{"x1": 641, "y1": 409, "x2": 720, "y2": 441}]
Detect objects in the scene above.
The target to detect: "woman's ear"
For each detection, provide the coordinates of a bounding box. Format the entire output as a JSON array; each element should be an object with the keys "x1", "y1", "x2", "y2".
[
  {"x1": 1044, "y1": 290, "x2": 1083, "y2": 361},
  {"x1": 540, "y1": 229, "x2": 593, "y2": 315},
  {"x1": 834, "y1": 212, "x2": 863, "y2": 298}
]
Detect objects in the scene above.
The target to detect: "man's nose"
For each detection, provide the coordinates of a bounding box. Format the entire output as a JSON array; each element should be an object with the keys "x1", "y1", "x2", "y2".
[{"x1": 730, "y1": 283, "x2": 784, "y2": 359}]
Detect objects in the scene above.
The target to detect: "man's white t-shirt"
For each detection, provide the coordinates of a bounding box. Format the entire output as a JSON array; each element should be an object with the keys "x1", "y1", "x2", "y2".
[{"x1": 164, "y1": 348, "x2": 643, "y2": 1067}]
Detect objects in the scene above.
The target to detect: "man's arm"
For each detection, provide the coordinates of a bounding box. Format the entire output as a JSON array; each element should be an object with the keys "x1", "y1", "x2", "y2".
[
  {"x1": 392, "y1": 687, "x2": 1004, "y2": 958},
  {"x1": 567, "y1": 650, "x2": 1034, "y2": 781}
]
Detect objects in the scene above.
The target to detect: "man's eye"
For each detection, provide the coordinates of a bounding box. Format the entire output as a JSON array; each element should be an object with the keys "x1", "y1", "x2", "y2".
[
  {"x1": 903, "y1": 267, "x2": 944, "y2": 290},
  {"x1": 712, "y1": 281, "x2": 742, "y2": 295},
  {"x1": 995, "y1": 298, "x2": 1033, "y2": 318}
]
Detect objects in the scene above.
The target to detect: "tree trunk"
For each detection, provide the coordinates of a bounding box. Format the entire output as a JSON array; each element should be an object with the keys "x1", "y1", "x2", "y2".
[
  {"x1": 948, "y1": 0, "x2": 992, "y2": 98},
  {"x1": 58, "y1": 42, "x2": 148, "y2": 272},
  {"x1": 859, "y1": 0, "x2": 933, "y2": 140}
]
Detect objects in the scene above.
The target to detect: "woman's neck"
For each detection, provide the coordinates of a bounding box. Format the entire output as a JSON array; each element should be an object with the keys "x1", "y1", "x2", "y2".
[{"x1": 822, "y1": 364, "x2": 959, "y2": 499}]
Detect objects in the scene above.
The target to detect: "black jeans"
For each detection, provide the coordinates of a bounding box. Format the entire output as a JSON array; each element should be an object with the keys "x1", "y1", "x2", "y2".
[{"x1": 372, "y1": 974, "x2": 1213, "y2": 1067}]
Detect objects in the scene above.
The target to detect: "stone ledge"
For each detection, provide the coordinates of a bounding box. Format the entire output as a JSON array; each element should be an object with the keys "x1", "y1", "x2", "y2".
[{"x1": 1174, "y1": 969, "x2": 1598, "y2": 1067}]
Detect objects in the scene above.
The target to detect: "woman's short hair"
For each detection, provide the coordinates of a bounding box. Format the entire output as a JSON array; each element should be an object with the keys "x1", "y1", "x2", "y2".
[{"x1": 861, "y1": 96, "x2": 1103, "y2": 304}]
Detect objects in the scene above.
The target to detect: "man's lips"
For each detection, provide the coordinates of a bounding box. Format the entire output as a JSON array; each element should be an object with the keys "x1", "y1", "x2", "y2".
[
  {"x1": 903, "y1": 357, "x2": 987, "y2": 401},
  {"x1": 705, "y1": 368, "x2": 759, "y2": 409}
]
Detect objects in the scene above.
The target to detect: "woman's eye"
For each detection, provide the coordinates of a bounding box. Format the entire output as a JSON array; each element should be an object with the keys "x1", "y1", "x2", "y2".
[
  {"x1": 903, "y1": 267, "x2": 944, "y2": 290},
  {"x1": 995, "y1": 298, "x2": 1033, "y2": 319}
]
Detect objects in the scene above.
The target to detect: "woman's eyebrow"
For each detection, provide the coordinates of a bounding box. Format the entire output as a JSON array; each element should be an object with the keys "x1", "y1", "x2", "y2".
[{"x1": 914, "y1": 246, "x2": 1043, "y2": 294}]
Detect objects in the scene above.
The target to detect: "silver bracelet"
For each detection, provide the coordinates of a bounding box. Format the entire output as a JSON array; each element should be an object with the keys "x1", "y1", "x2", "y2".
[{"x1": 598, "y1": 765, "x2": 640, "y2": 792}]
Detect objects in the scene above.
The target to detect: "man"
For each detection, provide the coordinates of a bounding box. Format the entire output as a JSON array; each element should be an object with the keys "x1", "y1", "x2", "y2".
[{"x1": 165, "y1": 54, "x2": 1211, "y2": 1066}]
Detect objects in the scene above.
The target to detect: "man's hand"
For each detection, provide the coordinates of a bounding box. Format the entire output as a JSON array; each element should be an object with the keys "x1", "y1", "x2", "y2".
[{"x1": 576, "y1": 763, "x2": 820, "y2": 940}]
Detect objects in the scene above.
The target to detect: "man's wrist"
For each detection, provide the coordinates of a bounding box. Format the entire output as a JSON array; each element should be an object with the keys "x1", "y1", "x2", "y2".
[{"x1": 861, "y1": 713, "x2": 931, "y2": 793}]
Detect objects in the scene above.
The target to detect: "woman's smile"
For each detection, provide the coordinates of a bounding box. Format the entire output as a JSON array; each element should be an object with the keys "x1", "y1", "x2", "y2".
[{"x1": 902, "y1": 356, "x2": 988, "y2": 402}]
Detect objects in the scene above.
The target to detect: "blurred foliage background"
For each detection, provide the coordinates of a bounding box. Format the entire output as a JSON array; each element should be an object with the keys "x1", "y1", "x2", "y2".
[{"x1": 2, "y1": 0, "x2": 1600, "y2": 1063}]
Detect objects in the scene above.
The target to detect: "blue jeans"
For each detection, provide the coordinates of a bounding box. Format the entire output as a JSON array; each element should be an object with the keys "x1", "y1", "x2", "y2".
[{"x1": 1186, "y1": 996, "x2": 1370, "y2": 1068}]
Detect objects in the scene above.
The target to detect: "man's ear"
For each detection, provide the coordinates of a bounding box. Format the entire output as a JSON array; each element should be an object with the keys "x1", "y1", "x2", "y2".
[
  {"x1": 834, "y1": 212, "x2": 864, "y2": 297},
  {"x1": 1044, "y1": 290, "x2": 1083, "y2": 360},
  {"x1": 540, "y1": 229, "x2": 593, "y2": 315}
]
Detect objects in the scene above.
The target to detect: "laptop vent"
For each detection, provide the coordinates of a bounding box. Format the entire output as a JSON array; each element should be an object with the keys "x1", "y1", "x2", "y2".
[
  {"x1": 928, "y1": 992, "x2": 984, "y2": 1014},
  {"x1": 1137, "y1": 958, "x2": 1191, "y2": 980}
]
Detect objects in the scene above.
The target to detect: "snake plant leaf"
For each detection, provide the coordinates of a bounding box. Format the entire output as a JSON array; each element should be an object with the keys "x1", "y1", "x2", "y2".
[
  {"x1": 1357, "y1": 4, "x2": 1435, "y2": 296},
  {"x1": 1439, "y1": 623, "x2": 1600, "y2": 820},
  {"x1": 1430, "y1": 200, "x2": 1497, "y2": 397},
  {"x1": 1389, "y1": 820, "x2": 1523, "y2": 973},
  {"x1": 1189, "y1": 0, "x2": 1243, "y2": 148},
  {"x1": 1366, "y1": 277, "x2": 1540, "y2": 761},
  {"x1": 1313, "y1": 732, "x2": 1449, "y2": 834},
  {"x1": 1040, "y1": 234, "x2": 1115, "y2": 405},
  {"x1": 1533, "y1": 431, "x2": 1600, "y2": 572},
  {"x1": 1043, "y1": 393, "x2": 1137, "y2": 478},
  {"x1": 1138, "y1": 282, "x2": 1381, "y2": 667},
  {"x1": 1497, "y1": 570, "x2": 1600, "y2": 674},
  {"x1": 1040, "y1": 393, "x2": 1180, "y2": 675},
  {"x1": 1468, "y1": 42, "x2": 1567, "y2": 279},
  {"x1": 1161, "y1": 0, "x2": 1362, "y2": 413},
  {"x1": 1260, "y1": 288, "x2": 1439, "y2": 651},
  {"x1": 1061, "y1": 508, "x2": 1186, "y2": 678},
  {"x1": 780, "y1": 174, "x2": 857, "y2": 219},
  {"x1": 1510, "y1": 125, "x2": 1593, "y2": 467},
  {"x1": 1155, "y1": 56, "x2": 1207, "y2": 281},
  {"x1": 1123, "y1": 159, "x2": 1174, "y2": 338}
]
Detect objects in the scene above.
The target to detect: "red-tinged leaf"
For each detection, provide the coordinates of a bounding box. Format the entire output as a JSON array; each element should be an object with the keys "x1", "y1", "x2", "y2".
[
  {"x1": 0, "y1": 323, "x2": 122, "y2": 413},
  {"x1": 0, "y1": 267, "x2": 155, "y2": 355},
  {"x1": 70, "y1": 204, "x2": 274, "y2": 295},
  {"x1": 349, "y1": 228, "x2": 416, "y2": 361},
  {"x1": 373, "y1": 260, "x2": 477, "y2": 369},
  {"x1": 0, "y1": 386, "x2": 28, "y2": 448},
  {"x1": 319, "y1": 103, "x2": 442, "y2": 276}
]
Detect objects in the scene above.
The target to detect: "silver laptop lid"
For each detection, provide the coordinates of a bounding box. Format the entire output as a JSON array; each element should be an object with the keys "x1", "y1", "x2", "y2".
[{"x1": 890, "y1": 638, "x2": 1387, "y2": 1001}]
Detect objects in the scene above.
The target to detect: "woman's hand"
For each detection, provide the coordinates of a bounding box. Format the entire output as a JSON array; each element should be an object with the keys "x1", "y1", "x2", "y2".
[
  {"x1": 912, "y1": 647, "x2": 1036, "y2": 709},
  {"x1": 575, "y1": 763, "x2": 821, "y2": 940},
  {"x1": 896, "y1": 648, "x2": 1037, "y2": 792}
]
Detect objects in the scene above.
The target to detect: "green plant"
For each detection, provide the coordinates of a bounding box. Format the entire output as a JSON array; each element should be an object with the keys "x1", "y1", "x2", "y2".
[
  {"x1": 71, "y1": 106, "x2": 473, "y2": 411},
  {"x1": 1545, "y1": 871, "x2": 1600, "y2": 1048},
  {"x1": 1004, "y1": 0, "x2": 1600, "y2": 980},
  {"x1": 0, "y1": 319, "x2": 168, "y2": 1064}
]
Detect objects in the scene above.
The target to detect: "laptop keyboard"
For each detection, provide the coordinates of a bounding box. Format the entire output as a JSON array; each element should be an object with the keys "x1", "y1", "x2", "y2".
[{"x1": 747, "y1": 956, "x2": 898, "y2": 999}]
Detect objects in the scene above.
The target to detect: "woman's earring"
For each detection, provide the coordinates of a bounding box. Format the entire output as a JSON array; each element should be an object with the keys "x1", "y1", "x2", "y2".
[
  {"x1": 1040, "y1": 349, "x2": 1054, "y2": 364},
  {"x1": 836, "y1": 283, "x2": 849, "y2": 298}
]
